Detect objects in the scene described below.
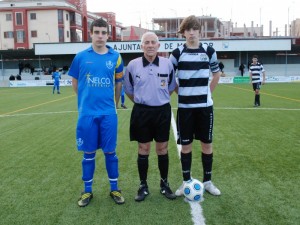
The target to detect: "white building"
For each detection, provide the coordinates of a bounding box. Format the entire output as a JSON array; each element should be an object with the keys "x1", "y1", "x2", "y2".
[{"x1": 0, "y1": 0, "x2": 102, "y2": 50}]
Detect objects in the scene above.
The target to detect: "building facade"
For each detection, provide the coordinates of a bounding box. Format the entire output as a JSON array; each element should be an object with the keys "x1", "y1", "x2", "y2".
[
  {"x1": 152, "y1": 16, "x2": 225, "y2": 39},
  {"x1": 0, "y1": 0, "x2": 125, "y2": 50}
]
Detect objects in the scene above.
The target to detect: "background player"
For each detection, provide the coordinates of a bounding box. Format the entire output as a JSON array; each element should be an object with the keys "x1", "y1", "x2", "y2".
[
  {"x1": 52, "y1": 68, "x2": 61, "y2": 94},
  {"x1": 249, "y1": 55, "x2": 266, "y2": 107}
]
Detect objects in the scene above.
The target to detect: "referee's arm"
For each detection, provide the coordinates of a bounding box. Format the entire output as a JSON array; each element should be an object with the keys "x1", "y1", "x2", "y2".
[{"x1": 126, "y1": 93, "x2": 134, "y2": 103}]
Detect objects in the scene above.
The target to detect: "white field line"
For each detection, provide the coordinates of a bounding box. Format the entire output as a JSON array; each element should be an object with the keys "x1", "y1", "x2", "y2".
[
  {"x1": 171, "y1": 111, "x2": 206, "y2": 225},
  {"x1": 0, "y1": 111, "x2": 77, "y2": 118},
  {"x1": 1, "y1": 106, "x2": 299, "y2": 118},
  {"x1": 213, "y1": 107, "x2": 300, "y2": 111},
  {"x1": 171, "y1": 111, "x2": 182, "y2": 158}
]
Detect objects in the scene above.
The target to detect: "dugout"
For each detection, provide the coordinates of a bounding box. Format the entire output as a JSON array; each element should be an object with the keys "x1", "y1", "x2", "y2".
[{"x1": 1, "y1": 38, "x2": 300, "y2": 78}]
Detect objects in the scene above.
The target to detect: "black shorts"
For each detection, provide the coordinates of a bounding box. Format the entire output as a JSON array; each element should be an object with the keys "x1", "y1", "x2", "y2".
[
  {"x1": 130, "y1": 103, "x2": 171, "y2": 143},
  {"x1": 252, "y1": 82, "x2": 261, "y2": 91},
  {"x1": 177, "y1": 106, "x2": 214, "y2": 145}
]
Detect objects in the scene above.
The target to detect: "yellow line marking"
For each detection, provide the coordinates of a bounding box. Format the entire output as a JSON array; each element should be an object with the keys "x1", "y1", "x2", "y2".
[
  {"x1": 1, "y1": 95, "x2": 75, "y2": 116},
  {"x1": 225, "y1": 85, "x2": 300, "y2": 103}
]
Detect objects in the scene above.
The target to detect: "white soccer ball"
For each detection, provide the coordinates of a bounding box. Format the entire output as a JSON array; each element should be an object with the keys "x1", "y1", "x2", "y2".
[{"x1": 183, "y1": 178, "x2": 205, "y2": 202}]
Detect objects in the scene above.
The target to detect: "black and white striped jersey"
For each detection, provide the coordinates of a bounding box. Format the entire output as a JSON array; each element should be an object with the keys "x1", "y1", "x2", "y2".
[
  {"x1": 169, "y1": 43, "x2": 220, "y2": 108},
  {"x1": 249, "y1": 62, "x2": 265, "y2": 83}
]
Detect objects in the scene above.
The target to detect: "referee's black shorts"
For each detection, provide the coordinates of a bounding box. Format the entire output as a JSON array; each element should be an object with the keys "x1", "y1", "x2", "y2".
[{"x1": 130, "y1": 103, "x2": 171, "y2": 143}]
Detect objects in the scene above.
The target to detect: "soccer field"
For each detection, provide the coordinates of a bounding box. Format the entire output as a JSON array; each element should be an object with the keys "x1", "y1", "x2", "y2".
[{"x1": 0, "y1": 83, "x2": 299, "y2": 225}]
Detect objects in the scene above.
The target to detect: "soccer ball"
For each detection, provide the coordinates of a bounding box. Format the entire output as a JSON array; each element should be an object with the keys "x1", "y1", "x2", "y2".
[{"x1": 183, "y1": 179, "x2": 205, "y2": 202}]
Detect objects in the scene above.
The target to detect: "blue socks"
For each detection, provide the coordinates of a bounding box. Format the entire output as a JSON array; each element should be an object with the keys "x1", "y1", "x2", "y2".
[
  {"x1": 121, "y1": 94, "x2": 125, "y2": 105},
  {"x1": 81, "y1": 152, "x2": 119, "y2": 193},
  {"x1": 105, "y1": 152, "x2": 119, "y2": 191},
  {"x1": 82, "y1": 152, "x2": 96, "y2": 193}
]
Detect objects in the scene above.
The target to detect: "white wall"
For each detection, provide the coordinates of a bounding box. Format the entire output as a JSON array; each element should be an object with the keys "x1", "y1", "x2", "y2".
[
  {"x1": 222, "y1": 64, "x2": 300, "y2": 76},
  {"x1": 0, "y1": 12, "x2": 14, "y2": 49},
  {"x1": 28, "y1": 10, "x2": 58, "y2": 48}
]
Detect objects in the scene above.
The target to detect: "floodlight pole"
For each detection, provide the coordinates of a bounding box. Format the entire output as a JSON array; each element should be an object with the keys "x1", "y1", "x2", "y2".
[{"x1": 285, "y1": 51, "x2": 288, "y2": 76}]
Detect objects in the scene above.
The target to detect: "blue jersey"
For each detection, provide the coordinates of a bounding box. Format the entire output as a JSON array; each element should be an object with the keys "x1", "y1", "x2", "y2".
[
  {"x1": 68, "y1": 45, "x2": 124, "y2": 116},
  {"x1": 52, "y1": 71, "x2": 61, "y2": 83}
]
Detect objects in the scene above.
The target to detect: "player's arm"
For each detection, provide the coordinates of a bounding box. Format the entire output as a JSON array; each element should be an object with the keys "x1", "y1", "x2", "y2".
[
  {"x1": 168, "y1": 64, "x2": 177, "y2": 95},
  {"x1": 115, "y1": 81, "x2": 122, "y2": 107},
  {"x1": 72, "y1": 78, "x2": 78, "y2": 94},
  {"x1": 249, "y1": 71, "x2": 253, "y2": 83},
  {"x1": 126, "y1": 93, "x2": 134, "y2": 102},
  {"x1": 123, "y1": 63, "x2": 135, "y2": 103},
  {"x1": 210, "y1": 71, "x2": 221, "y2": 92},
  {"x1": 262, "y1": 71, "x2": 266, "y2": 84},
  {"x1": 209, "y1": 52, "x2": 221, "y2": 93},
  {"x1": 114, "y1": 54, "x2": 124, "y2": 107},
  {"x1": 169, "y1": 50, "x2": 179, "y2": 94}
]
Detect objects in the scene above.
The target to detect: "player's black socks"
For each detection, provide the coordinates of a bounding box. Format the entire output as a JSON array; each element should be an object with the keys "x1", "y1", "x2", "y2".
[
  {"x1": 158, "y1": 154, "x2": 169, "y2": 183},
  {"x1": 202, "y1": 152, "x2": 213, "y2": 182},
  {"x1": 137, "y1": 154, "x2": 149, "y2": 186},
  {"x1": 181, "y1": 152, "x2": 192, "y2": 181},
  {"x1": 255, "y1": 94, "x2": 260, "y2": 105}
]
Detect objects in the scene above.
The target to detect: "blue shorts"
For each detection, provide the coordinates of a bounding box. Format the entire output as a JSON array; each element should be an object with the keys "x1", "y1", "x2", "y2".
[{"x1": 76, "y1": 114, "x2": 118, "y2": 153}]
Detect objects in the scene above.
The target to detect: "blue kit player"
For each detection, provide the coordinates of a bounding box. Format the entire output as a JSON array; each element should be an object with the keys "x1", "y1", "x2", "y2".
[
  {"x1": 52, "y1": 68, "x2": 61, "y2": 94},
  {"x1": 68, "y1": 18, "x2": 125, "y2": 207}
]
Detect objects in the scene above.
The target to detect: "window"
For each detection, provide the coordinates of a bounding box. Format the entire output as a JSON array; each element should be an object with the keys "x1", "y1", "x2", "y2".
[
  {"x1": 58, "y1": 10, "x2": 63, "y2": 24},
  {"x1": 16, "y1": 30, "x2": 25, "y2": 43},
  {"x1": 66, "y1": 31, "x2": 69, "y2": 38},
  {"x1": 70, "y1": 29, "x2": 82, "y2": 42},
  {"x1": 4, "y1": 31, "x2": 14, "y2": 38},
  {"x1": 15, "y1": 12, "x2": 23, "y2": 25},
  {"x1": 66, "y1": 13, "x2": 69, "y2": 21},
  {"x1": 6, "y1": 14, "x2": 12, "y2": 21},
  {"x1": 59, "y1": 27, "x2": 64, "y2": 42},
  {"x1": 31, "y1": 30, "x2": 37, "y2": 38},
  {"x1": 76, "y1": 29, "x2": 82, "y2": 41},
  {"x1": 69, "y1": 12, "x2": 75, "y2": 25},
  {"x1": 75, "y1": 13, "x2": 82, "y2": 26},
  {"x1": 30, "y1": 13, "x2": 36, "y2": 20},
  {"x1": 87, "y1": 19, "x2": 93, "y2": 29}
]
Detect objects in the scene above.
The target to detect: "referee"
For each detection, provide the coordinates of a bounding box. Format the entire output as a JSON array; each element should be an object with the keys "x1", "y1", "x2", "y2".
[{"x1": 124, "y1": 32, "x2": 177, "y2": 202}]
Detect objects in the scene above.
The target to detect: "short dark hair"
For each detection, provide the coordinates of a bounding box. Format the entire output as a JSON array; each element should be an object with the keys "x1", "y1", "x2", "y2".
[
  {"x1": 90, "y1": 18, "x2": 108, "y2": 33},
  {"x1": 178, "y1": 15, "x2": 201, "y2": 34},
  {"x1": 252, "y1": 55, "x2": 258, "y2": 59}
]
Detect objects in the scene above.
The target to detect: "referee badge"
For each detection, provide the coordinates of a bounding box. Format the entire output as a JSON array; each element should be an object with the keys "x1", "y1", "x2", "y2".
[{"x1": 160, "y1": 79, "x2": 166, "y2": 87}]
